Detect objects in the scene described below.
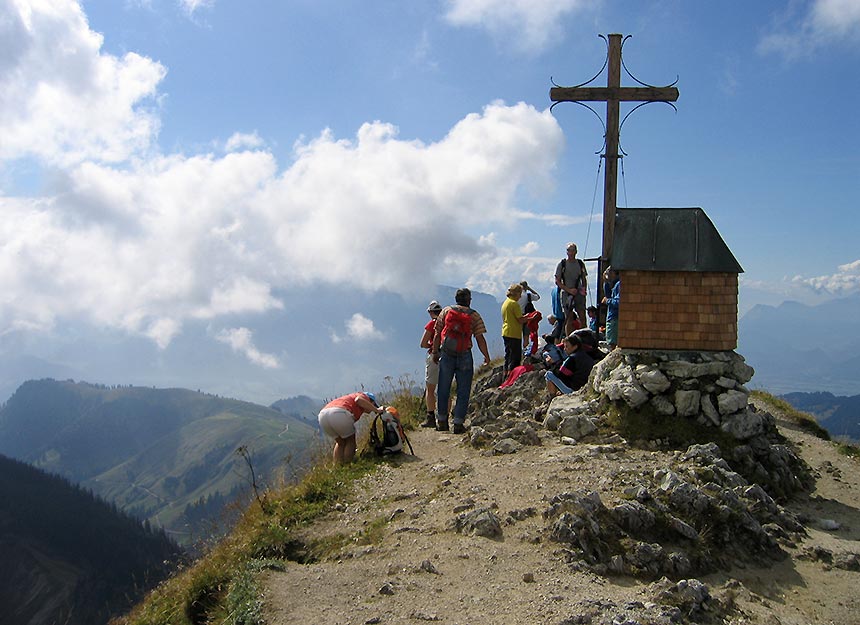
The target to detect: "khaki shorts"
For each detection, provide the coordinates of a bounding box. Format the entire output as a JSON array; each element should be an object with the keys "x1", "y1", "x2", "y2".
[
  {"x1": 318, "y1": 407, "x2": 356, "y2": 439},
  {"x1": 425, "y1": 352, "x2": 440, "y2": 385}
]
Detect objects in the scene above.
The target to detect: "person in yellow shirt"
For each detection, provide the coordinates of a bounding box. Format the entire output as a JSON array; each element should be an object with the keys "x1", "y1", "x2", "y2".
[{"x1": 501, "y1": 283, "x2": 528, "y2": 376}]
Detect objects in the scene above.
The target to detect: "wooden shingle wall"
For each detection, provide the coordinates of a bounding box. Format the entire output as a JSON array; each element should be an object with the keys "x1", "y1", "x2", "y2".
[{"x1": 618, "y1": 271, "x2": 738, "y2": 350}]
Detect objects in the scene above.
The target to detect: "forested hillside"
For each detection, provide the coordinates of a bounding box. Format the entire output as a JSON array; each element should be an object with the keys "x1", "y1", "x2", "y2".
[
  {"x1": 0, "y1": 379, "x2": 321, "y2": 540},
  {"x1": 0, "y1": 454, "x2": 180, "y2": 625}
]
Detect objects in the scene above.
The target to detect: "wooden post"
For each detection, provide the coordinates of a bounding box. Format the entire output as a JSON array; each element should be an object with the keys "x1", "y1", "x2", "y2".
[{"x1": 551, "y1": 34, "x2": 678, "y2": 313}]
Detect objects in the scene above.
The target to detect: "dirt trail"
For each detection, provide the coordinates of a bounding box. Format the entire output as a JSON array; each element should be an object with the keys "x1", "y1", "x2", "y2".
[{"x1": 262, "y1": 400, "x2": 860, "y2": 625}]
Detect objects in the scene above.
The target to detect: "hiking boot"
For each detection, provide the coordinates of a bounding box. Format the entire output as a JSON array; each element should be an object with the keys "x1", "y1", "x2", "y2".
[
  {"x1": 452, "y1": 423, "x2": 467, "y2": 435},
  {"x1": 435, "y1": 421, "x2": 449, "y2": 432},
  {"x1": 421, "y1": 413, "x2": 437, "y2": 428}
]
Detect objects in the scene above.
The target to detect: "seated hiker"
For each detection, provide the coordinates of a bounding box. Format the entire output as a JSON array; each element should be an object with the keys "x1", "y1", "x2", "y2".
[
  {"x1": 317, "y1": 391, "x2": 383, "y2": 464},
  {"x1": 571, "y1": 328, "x2": 606, "y2": 362},
  {"x1": 546, "y1": 314, "x2": 565, "y2": 344},
  {"x1": 545, "y1": 334, "x2": 595, "y2": 397},
  {"x1": 537, "y1": 335, "x2": 565, "y2": 369}
]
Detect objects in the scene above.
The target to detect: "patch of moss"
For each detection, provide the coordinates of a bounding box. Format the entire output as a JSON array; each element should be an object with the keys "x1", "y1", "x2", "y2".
[{"x1": 602, "y1": 400, "x2": 739, "y2": 452}]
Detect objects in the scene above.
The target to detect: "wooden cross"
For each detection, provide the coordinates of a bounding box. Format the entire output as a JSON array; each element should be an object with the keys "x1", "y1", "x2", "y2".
[{"x1": 551, "y1": 33, "x2": 678, "y2": 295}]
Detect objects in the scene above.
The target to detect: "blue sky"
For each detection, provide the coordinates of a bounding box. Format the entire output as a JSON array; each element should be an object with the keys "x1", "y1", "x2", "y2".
[{"x1": 1, "y1": 0, "x2": 859, "y2": 386}]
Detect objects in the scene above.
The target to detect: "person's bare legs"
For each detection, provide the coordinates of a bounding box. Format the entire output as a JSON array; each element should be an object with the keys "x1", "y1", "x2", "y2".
[
  {"x1": 333, "y1": 434, "x2": 357, "y2": 464},
  {"x1": 425, "y1": 383, "x2": 437, "y2": 412}
]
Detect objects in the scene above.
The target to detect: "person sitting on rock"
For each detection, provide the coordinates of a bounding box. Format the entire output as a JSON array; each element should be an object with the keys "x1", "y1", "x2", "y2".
[{"x1": 544, "y1": 334, "x2": 595, "y2": 397}]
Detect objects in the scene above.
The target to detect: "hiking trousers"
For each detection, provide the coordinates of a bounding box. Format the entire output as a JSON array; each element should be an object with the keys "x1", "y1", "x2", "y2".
[{"x1": 437, "y1": 350, "x2": 474, "y2": 425}]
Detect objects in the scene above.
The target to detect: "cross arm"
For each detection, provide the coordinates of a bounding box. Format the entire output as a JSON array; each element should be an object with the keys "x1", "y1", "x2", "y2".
[{"x1": 550, "y1": 86, "x2": 679, "y2": 103}]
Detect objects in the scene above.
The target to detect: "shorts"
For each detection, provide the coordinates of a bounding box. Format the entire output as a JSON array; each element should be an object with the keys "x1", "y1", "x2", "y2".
[
  {"x1": 318, "y1": 407, "x2": 356, "y2": 439},
  {"x1": 425, "y1": 352, "x2": 439, "y2": 385}
]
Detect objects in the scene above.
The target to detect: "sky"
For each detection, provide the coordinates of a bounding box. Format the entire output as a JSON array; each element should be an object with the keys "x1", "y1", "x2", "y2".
[{"x1": 1, "y1": 0, "x2": 859, "y2": 400}]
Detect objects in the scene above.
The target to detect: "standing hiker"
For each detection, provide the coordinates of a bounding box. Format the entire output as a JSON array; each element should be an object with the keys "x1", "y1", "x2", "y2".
[
  {"x1": 555, "y1": 242, "x2": 588, "y2": 337},
  {"x1": 501, "y1": 283, "x2": 527, "y2": 377},
  {"x1": 419, "y1": 300, "x2": 443, "y2": 428},
  {"x1": 432, "y1": 288, "x2": 491, "y2": 434}
]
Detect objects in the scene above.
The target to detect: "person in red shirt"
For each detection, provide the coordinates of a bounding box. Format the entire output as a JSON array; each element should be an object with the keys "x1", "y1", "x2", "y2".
[
  {"x1": 419, "y1": 300, "x2": 443, "y2": 428},
  {"x1": 317, "y1": 391, "x2": 383, "y2": 464}
]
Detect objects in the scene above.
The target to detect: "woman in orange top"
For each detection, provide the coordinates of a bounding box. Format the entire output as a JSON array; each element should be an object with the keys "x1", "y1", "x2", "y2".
[{"x1": 317, "y1": 392, "x2": 383, "y2": 464}]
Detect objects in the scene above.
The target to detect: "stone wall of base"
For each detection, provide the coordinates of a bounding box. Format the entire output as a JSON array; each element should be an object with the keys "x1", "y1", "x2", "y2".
[{"x1": 590, "y1": 348, "x2": 759, "y2": 440}]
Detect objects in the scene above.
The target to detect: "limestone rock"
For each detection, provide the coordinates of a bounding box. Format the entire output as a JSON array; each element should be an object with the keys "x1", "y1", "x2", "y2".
[
  {"x1": 558, "y1": 415, "x2": 597, "y2": 440},
  {"x1": 674, "y1": 390, "x2": 700, "y2": 418},
  {"x1": 717, "y1": 389, "x2": 749, "y2": 415},
  {"x1": 635, "y1": 365, "x2": 672, "y2": 394}
]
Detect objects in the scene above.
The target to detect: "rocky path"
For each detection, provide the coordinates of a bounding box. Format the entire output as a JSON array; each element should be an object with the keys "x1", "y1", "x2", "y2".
[{"x1": 261, "y1": 399, "x2": 860, "y2": 625}]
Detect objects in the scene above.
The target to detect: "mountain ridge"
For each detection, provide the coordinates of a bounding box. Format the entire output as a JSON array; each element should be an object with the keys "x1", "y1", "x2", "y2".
[{"x1": 0, "y1": 379, "x2": 321, "y2": 539}]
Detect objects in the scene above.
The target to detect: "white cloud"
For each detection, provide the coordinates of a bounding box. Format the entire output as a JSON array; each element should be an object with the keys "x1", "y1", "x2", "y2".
[
  {"x1": 328, "y1": 313, "x2": 385, "y2": 343},
  {"x1": 346, "y1": 313, "x2": 385, "y2": 341},
  {"x1": 225, "y1": 131, "x2": 265, "y2": 152},
  {"x1": 0, "y1": 0, "x2": 165, "y2": 166},
  {"x1": 0, "y1": 4, "x2": 566, "y2": 349},
  {"x1": 216, "y1": 327, "x2": 280, "y2": 368},
  {"x1": 759, "y1": 0, "x2": 860, "y2": 59},
  {"x1": 180, "y1": 0, "x2": 214, "y2": 15},
  {"x1": 443, "y1": 0, "x2": 591, "y2": 53},
  {"x1": 791, "y1": 259, "x2": 860, "y2": 295}
]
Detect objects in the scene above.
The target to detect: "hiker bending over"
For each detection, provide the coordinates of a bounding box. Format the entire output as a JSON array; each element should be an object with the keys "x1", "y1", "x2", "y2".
[
  {"x1": 432, "y1": 288, "x2": 491, "y2": 434},
  {"x1": 545, "y1": 334, "x2": 595, "y2": 397},
  {"x1": 419, "y1": 300, "x2": 444, "y2": 428},
  {"x1": 318, "y1": 392, "x2": 383, "y2": 464}
]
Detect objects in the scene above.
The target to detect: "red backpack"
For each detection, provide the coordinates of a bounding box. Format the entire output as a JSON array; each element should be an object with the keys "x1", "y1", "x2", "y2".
[{"x1": 440, "y1": 306, "x2": 473, "y2": 356}]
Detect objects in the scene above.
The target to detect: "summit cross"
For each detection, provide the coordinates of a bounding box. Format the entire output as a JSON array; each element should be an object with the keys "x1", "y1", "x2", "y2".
[{"x1": 550, "y1": 33, "x2": 679, "y2": 285}]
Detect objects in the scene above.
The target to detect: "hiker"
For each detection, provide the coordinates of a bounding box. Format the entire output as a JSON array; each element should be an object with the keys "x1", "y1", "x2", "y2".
[
  {"x1": 518, "y1": 280, "x2": 540, "y2": 348},
  {"x1": 317, "y1": 391, "x2": 383, "y2": 464},
  {"x1": 432, "y1": 288, "x2": 491, "y2": 434},
  {"x1": 545, "y1": 334, "x2": 595, "y2": 397},
  {"x1": 501, "y1": 283, "x2": 527, "y2": 377},
  {"x1": 555, "y1": 242, "x2": 588, "y2": 337},
  {"x1": 523, "y1": 309, "x2": 542, "y2": 356},
  {"x1": 419, "y1": 300, "x2": 444, "y2": 428},
  {"x1": 586, "y1": 305, "x2": 599, "y2": 334},
  {"x1": 602, "y1": 266, "x2": 621, "y2": 349},
  {"x1": 546, "y1": 314, "x2": 565, "y2": 345}
]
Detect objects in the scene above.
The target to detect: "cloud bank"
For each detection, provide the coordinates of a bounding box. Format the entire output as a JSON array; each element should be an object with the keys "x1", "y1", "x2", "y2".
[
  {"x1": 0, "y1": 1, "x2": 565, "y2": 349},
  {"x1": 793, "y1": 259, "x2": 860, "y2": 295}
]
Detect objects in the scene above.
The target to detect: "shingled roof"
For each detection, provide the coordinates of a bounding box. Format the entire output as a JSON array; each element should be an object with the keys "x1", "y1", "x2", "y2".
[{"x1": 611, "y1": 207, "x2": 743, "y2": 273}]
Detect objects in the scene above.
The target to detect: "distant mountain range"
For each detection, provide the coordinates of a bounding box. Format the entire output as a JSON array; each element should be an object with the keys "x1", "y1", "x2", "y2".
[
  {"x1": 0, "y1": 379, "x2": 320, "y2": 541},
  {"x1": 0, "y1": 285, "x2": 504, "y2": 406},
  {"x1": 0, "y1": 453, "x2": 180, "y2": 625},
  {"x1": 779, "y1": 391, "x2": 860, "y2": 442},
  {"x1": 738, "y1": 292, "x2": 860, "y2": 396}
]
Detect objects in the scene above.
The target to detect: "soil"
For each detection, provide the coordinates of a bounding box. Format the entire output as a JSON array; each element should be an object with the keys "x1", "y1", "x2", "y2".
[{"x1": 261, "y1": 398, "x2": 860, "y2": 625}]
